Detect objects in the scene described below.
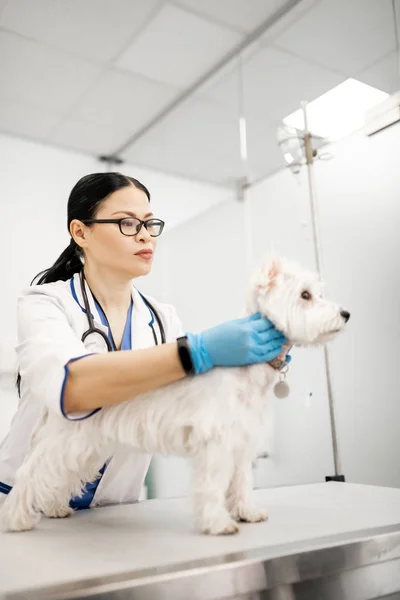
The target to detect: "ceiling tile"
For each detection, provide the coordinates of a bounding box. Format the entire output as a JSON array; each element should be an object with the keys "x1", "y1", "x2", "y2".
[
  {"x1": 0, "y1": 31, "x2": 103, "y2": 112},
  {"x1": 245, "y1": 115, "x2": 286, "y2": 178},
  {"x1": 116, "y1": 3, "x2": 242, "y2": 88},
  {"x1": 205, "y1": 45, "x2": 344, "y2": 121},
  {"x1": 0, "y1": 99, "x2": 61, "y2": 139},
  {"x1": 0, "y1": 0, "x2": 8, "y2": 17},
  {"x1": 175, "y1": 0, "x2": 283, "y2": 33},
  {"x1": 357, "y1": 52, "x2": 400, "y2": 95},
  {"x1": 274, "y1": 0, "x2": 396, "y2": 75},
  {"x1": 49, "y1": 118, "x2": 132, "y2": 155},
  {"x1": 0, "y1": 0, "x2": 163, "y2": 63},
  {"x1": 261, "y1": 0, "x2": 320, "y2": 44},
  {"x1": 124, "y1": 97, "x2": 242, "y2": 183},
  {"x1": 73, "y1": 69, "x2": 179, "y2": 134},
  {"x1": 123, "y1": 127, "x2": 168, "y2": 174}
]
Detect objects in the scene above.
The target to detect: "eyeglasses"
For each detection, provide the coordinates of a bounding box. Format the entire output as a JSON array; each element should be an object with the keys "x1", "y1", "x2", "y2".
[{"x1": 81, "y1": 217, "x2": 165, "y2": 237}]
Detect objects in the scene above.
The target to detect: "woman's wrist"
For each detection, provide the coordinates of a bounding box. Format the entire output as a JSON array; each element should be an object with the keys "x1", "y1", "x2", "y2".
[
  {"x1": 181, "y1": 333, "x2": 214, "y2": 375},
  {"x1": 176, "y1": 336, "x2": 196, "y2": 375}
]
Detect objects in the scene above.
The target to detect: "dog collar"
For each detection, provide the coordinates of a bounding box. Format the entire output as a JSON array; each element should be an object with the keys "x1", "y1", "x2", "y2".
[{"x1": 268, "y1": 357, "x2": 289, "y2": 371}]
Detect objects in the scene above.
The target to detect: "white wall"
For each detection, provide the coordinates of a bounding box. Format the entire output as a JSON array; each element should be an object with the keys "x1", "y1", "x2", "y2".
[
  {"x1": 0, "y1": 134, "x2": 232, "y2": 440},
  {"x1": 145, "y1": 122, "x2": 400, "y2": 497},
  {"x1": 312, "y1": 124, "x2": 400, "y2": 488}
]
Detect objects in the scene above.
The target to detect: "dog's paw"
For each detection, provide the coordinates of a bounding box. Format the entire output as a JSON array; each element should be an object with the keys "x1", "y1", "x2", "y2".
[
  {"x1": 230, "y1": 504, "x2": 268, "y2": 523},
  {"x1": 43, "y1": 504, "x2": 74, "y2": 519},
  {"x1": 0, "y1": 503, "x2": 41, "y2": 532},
  {"x1": 199, "y1": 513, "x2": 240, "y2": 536},
  {"x1": 205, "y1": 518, "x2": 240, "y2": 536}
]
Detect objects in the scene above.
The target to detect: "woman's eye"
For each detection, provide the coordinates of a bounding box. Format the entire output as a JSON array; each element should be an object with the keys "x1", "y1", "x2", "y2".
[{"x1": 121, "y1": 219, "x2": 140, "y2": 233}]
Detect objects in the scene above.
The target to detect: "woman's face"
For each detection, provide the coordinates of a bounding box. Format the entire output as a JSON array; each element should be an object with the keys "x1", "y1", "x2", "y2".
[{"x1": 73, "y1": 185, "x2": 159, "y2": 279}]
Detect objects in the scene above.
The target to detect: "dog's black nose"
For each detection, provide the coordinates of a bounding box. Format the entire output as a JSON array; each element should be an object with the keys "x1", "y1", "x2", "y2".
[{"x1": 340, "y1": 310, "x2": 350, "y2": 322}]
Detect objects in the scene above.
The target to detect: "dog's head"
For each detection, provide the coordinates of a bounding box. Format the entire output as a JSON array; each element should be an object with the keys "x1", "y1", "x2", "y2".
[{"x1": 247, "y1": 255, "x2": 350, "y2": 346}]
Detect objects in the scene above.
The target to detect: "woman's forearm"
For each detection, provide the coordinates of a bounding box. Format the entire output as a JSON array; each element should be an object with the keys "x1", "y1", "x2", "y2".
[{"x1": 63, "y1": 343, "x2": 186, "y2": 414}]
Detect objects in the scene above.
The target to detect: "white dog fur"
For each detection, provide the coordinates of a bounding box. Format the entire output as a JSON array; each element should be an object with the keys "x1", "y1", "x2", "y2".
[{"x1": 0, "y1": 255, "x2": 349, "y2": 535}]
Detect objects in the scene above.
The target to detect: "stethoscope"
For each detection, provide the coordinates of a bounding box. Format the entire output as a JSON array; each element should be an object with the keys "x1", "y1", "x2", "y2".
[{"x1": 79, "y1": 270, "x2": 166, "y2": 352}]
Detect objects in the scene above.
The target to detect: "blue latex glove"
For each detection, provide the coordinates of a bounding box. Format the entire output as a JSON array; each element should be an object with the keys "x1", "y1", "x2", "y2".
[{"x1": 186, "y1": 312, "x2": 287, "y2": 375}]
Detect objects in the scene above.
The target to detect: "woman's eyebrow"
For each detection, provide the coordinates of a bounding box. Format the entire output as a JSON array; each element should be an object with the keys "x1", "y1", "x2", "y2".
[{"x1": 111, "y1": 211, "x2": 154, "y2": 219}]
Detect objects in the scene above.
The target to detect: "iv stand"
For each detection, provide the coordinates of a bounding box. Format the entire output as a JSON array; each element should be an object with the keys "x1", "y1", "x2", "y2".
[{"x1": 301, "y1": 101, "x2": 345, "y2": 482}]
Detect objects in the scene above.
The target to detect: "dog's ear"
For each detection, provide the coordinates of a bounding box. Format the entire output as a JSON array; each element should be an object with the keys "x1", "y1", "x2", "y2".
[
  {"x1": 258, "y1": 254, "x2": 282, "y2": 293},
  {"x1": 247, "y1": 255, "x2": 281, "y2": 314}
]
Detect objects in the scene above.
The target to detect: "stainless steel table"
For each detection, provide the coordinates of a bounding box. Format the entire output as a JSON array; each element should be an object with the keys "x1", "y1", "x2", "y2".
[{"x1": 2, "y1": 482, "x2": 400, "y2": 600}]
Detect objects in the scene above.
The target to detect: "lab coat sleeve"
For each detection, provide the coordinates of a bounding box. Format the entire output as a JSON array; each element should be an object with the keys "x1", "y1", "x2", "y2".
[{"x1": 16, "y1": 288, "x2": 99, "y2": 421}]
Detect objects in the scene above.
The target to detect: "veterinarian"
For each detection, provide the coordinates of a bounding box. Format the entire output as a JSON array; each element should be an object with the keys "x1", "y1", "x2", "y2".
[{"x1": 0, "y1": 172, "x2": 288, "y2": 509}]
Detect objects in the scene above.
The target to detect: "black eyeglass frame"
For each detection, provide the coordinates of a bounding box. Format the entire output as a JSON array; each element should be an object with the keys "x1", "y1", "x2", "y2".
[{"x1": 81, "y1": 217, "x2": 165, "y2": 237}]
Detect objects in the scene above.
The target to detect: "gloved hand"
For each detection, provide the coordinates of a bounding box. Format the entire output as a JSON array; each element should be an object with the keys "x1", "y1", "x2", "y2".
[{"x1": 186, "y1": 313, "x2": 287, "y2": 375}]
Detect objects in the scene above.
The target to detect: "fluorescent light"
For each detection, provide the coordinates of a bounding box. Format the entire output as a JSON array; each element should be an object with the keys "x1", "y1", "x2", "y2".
[
  {"x1": 283, "y1": 78, "x2": 389, "y2": 141},
  {"x1": 239, "y1": 116, "x2": 248, "y2": 161}
]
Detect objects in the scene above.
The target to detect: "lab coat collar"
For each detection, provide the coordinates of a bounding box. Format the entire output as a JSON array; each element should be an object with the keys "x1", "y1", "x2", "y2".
[
  {"x1": 70, "y1": 272, "x2": 105, "y2": 331},
  {"x1": 70, "y1": 273, "x2": 157, "y2": 350},
  {"x1": 130, "y1": 286, "x2": 157, "y2": 350}
]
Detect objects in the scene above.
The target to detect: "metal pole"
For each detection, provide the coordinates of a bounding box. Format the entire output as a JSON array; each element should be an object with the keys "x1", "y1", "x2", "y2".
[
  {"x1": 301, "y1": 101, "x2": 342, "y2": 478},
  {"x1": 236, "y1": 54, "x2": 253, "y2": 279}
]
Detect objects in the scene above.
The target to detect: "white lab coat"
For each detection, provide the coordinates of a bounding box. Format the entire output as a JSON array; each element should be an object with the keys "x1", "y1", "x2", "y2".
[{"x1": 0, "y1": 272, "x2": 184, "y2": 506}]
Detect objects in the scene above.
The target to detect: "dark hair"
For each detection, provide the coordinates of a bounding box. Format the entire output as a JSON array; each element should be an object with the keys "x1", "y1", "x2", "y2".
[
  {"x1": 16, "y1": 172, "x2": 150, "y2": 396},
  {"x1": 32, "y1": 172, "x2": 150, "y2": 285}
]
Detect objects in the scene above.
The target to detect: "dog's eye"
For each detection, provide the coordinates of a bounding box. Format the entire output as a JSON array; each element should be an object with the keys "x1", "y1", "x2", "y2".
[{"x1": 301, "y1": 290, "x2": 311, "y2": 300}]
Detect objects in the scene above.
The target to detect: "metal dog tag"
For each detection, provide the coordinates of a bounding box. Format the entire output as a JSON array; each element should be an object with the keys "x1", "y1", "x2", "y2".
[{"x1": 274, "y1": 380, "x2": 290, "y2": 398}]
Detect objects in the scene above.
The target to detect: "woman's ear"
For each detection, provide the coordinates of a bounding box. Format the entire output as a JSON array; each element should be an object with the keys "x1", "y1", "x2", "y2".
[{"x1": 70, "y1": 220, "x2": 88, "y2": 250}]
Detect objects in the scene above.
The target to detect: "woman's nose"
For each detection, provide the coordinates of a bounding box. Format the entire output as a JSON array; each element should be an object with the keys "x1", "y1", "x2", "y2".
[{"x1": 136, "y1": 224, "x2": 151, "y2": 242}]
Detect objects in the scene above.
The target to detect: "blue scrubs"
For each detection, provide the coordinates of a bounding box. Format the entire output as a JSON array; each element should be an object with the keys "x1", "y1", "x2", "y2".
[{"x1": 69, "y1": 298, "x2": 133, "y2": 510}]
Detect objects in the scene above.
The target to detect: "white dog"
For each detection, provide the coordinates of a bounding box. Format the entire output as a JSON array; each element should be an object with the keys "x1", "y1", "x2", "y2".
[{"x1": 0, "y1": 255, "x2": 349, "y2": 535}]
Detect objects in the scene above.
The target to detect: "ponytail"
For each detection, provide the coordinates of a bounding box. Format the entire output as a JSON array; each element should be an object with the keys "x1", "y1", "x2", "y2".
[{"x1": 32, "y1": 239, "x2": 82, "y2": 285}]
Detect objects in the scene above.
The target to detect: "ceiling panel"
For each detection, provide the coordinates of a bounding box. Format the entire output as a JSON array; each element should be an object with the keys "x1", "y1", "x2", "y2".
[
  {"x1": 0, "y1": 0, "x2": 164, "y2": 63},
  {"x1": 49, "y1": 118, "x2": 133, "y2": 155},
  {"x1": 261, "y1": 0, "x2": 320, "y2": 45},
  {"x1": 137, "y1": 98, "x2": 239, "y2": 157},
  {"x1": 116, "y1": 3, "x2": 242, "y2": 88},
  {"x1": 174, "y1": 0, "x2": 284, "y2": 33},
  {"x1": 0, "y1": 99, "x2": 61, "y2": 140},
  {"x1": 73, "y1": 69, "x2": 179, "y2": 133},
  {"x1": 124, "y1": 128, "x2": 220, "y2": 183},
  {"x1": 245, "y1": 115, "x2": 286, "y2": 178},
  {"x1": 0, "y1": 31, "x2": 103, "y2": 113},
  {"x1": 274, "y1": 0, "x2": 396, "y2": 75},
  {"x1": 123, "y1": 97, "x2": 242, "y2": 184},
  {"x1": 1, "y1": 0, "x2": 397, "y2": 188},
  {"x1": 0, "y1": 0, "x2": 8, "y2": 16},
  {"x1": 204, "y1": 45, "x2": 344, "y2": 121},
  {"x1": 357, "y1": 52, "x2": 400, "y2": 95}
]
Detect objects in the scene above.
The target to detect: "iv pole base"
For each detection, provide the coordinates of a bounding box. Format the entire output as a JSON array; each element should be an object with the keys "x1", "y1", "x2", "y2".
[{"x1": 325, "y1": 475, "x2": 346, "y2": 482}]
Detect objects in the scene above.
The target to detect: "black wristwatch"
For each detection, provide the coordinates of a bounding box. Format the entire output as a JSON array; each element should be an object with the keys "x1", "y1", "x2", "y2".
[{"x1": 177, "y1": 336, "x2": 195, "y2": 375}]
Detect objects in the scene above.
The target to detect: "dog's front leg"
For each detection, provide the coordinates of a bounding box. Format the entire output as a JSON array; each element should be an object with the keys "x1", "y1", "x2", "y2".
[
  {"x1": 191, "y1": 442, "x2": 238, "y2": 535},
  {"x1": 226, "y1": 454, "x2": 267, "y2": 523}
]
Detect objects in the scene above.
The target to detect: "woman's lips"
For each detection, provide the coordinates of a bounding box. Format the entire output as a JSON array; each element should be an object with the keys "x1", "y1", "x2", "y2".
[{"x1": 135, "y1": 250, "x2": 153, "y2": 260}]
